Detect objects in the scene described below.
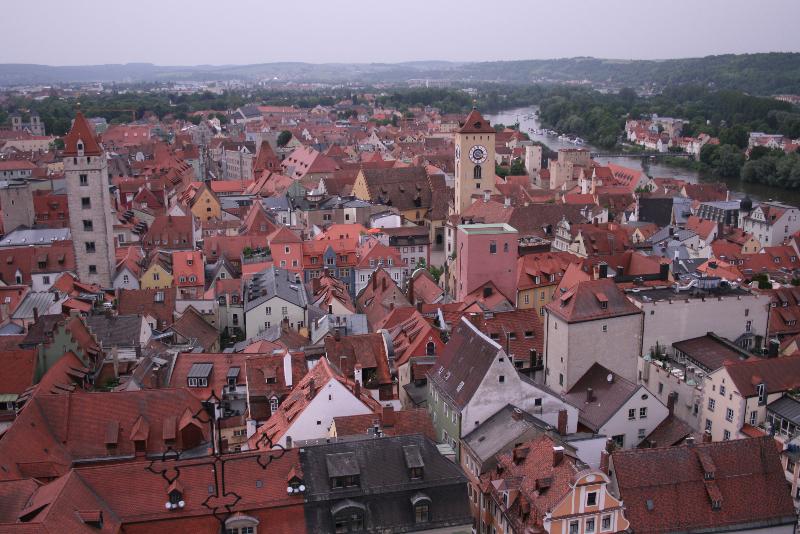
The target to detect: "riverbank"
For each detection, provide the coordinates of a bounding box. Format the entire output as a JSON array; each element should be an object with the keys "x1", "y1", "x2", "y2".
[{"x1": 486, "y1": 106, "x2": 800, "y2": 205}]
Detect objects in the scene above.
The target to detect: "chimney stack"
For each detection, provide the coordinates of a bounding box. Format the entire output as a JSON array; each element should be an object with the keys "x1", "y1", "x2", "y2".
[
  {"x1": 556, "y1": 409, "x2": 568, "y2": 435},
  {"x1": 600, "y1": 450, "x2": 610, "y2": 475},
  {"x1": 667, "y1": 391, "x2": 678, "y2": 415},
  {"x1": 702, "y1": 431, "x2": 712, "y2": 443},
  {"x1": 372, "y1": 272, "x2": 377, "y2": 291},
  {"x1": 686, "y1": 436, "x2": 695, "y2": 447},
  {"x1": 586, "y1": 387, "x2": 594, "y2": 403},
  {"x1": 381, "y1": 405, "x2": 395, "y2": 427},
  {"x1": 407, "y1": 275, "x2": 415, "y2": 305},
  {"x1": 511, "y1": 407, "x2": 523, "y2": 421},
  {"x1": 285, "y1": 435, "x2": 293, "y2": 449},
  {"x1": 552, "y1": 446, "x2": 564, "y2": 467}
]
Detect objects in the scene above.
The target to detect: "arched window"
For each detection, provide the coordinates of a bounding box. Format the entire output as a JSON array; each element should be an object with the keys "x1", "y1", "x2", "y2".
[
  {"x1": 332, "y1": 501, "x2": 365, "y2": 533},
  {"x1": 426, "y1": 342, "x2": 435, "y2": 356},
  {"x1": 473, "y1": 165, "x2": 481, "y2": 179},
  {"x1": 411, "y1": 493, "x2": 431, "y2": 524}
]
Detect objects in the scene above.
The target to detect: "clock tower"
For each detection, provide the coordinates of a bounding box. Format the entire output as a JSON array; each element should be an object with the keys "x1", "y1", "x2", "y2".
[{"x1": 454, "y1": 106, "x2": 497, "y2": 214}]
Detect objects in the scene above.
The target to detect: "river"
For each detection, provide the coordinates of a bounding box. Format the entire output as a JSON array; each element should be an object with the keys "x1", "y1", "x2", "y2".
[{"x1": 485, "y1": 106, "x2": 800, "y2": 205}]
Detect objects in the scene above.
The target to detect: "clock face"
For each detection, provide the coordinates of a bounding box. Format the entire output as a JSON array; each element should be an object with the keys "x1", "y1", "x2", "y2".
[
  {"x1": 455, "y1": 145, "x2": 461, "y2": 160},
  {"x1": 469, "y1": 144, "x2": 488, "y2": 164}
]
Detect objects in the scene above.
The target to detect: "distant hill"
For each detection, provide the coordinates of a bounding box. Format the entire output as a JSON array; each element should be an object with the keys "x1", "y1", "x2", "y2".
[{"x1": 1, "y1": 53, "x2": 799, "y2": 95}]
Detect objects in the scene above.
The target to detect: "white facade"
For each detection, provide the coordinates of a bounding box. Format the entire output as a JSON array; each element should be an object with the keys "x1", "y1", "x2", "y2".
[
  {"x1": 742, "y1": 203, "x2": 800, "y2": 247},
  {"x1": 544, "y1": 312, "x2": 643, "y2": 394},
  {"x1": 274, "y1": 378, "x2": 374, "y2": 447},
  {"x1": 596, "y1": 385, "x2": 668, "y2": 449},
  {"x1": 244, "y1": 296, "x2": 306, "y2": 340},
  {"x1": 632, "y1": 290, "x2": 770, "y2": 355},
  {"x1": 112, "y1": 266, "x2": 141, "y2": 290}
]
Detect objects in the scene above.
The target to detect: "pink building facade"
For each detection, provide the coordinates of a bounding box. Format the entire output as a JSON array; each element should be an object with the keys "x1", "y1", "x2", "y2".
[{"x1": 456, "y1": 223, "x2": 518, "y2": 302}]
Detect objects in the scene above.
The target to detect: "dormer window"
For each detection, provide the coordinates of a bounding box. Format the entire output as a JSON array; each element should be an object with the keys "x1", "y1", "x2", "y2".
[
  {"x1": 327, "y1": 452, "x2": 360, "y2": 489},
  {"x1": 77, "y1": 141, "x2": 84, "y2": 156},
  {"x1": 166, "y1": 482, "x2": 185, "y2": 510}
]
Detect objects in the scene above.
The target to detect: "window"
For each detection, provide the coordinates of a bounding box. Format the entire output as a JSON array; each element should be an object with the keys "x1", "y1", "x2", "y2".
[
  {"x1": 473, "y1": 165, "x2": 481, "y2": 179},
  {"x1": 639, "y1": 407, "x2": 648, "y2": 419},
  {"x1": 569, "y1": 520, "x2": 579, "y2": 534},
  {"x1": 489, "y1": 241, "x2": 497, "y2": 254},
  {"x1": 586, "y1": 517, "x2": 596, "y2": 533},
  {"x1": 612, "y1": 434, "x2": 625, "y2": 448},
  {"x1": 750, "y1": 410, "x2": 758, "y2": 425},
  {"x1": 281, "y1": 306, "x2": 288, "y2": 316},
  {"x1": 82, "y1": 219, "x2": 93, "y2": 232},
  {"x1": 414, "y1": 502, "x2": 430, "y2": 523},
  {"x1": 79, "y1": 174, "x2": 88, "y2": 186},
  {"x1": 705, "y1": 419, "x2": 712, "y2": 432},
  {"x1": 720, "y1": 385, "x2": 726, "y2": 396},
  {"x1": 333, "y1": 508, "x2": 364, "y2": 533},
  {"x1": 586, "y1": 491, "x2": 597, "y2": 507},
  {"x1": 658, "y1": 382, "x2": 664, "y2": 394},
  {"x1": 707, "y1": 398, "x2": 715, "y2": 412},
  {"x1": 265, "y1": 307, "x2": 272, "y2": 315},
  {"x1": 638, "y1": 428, "x2": 646, "y2": 439},
  {"x1": 81, "y1": 197, "x2": 91, "y2": 209},
  {"x1": 723, "y1": 430, "x2": 731, "y2": 440},
  {"x1": 559, "y1": 373, "x2": 564, "y2": 386},
  {"x1": 746, "y1": 320, "x2": 752, "y2": 332},
  {"x1": 123, "y1": 274, "x2": 129, "y2": 284},
  {"x1": 725, "y1": 408, "x2": 734, "y2": 422},
  {"x1": 503, "y1": 242, "x2": 509, "y2": 253},
  {"x1": 42, "y1": 275, "x2": 50, "y2": 285},
  {"x1": 757, "y1": 383, "x2": 766, "y2": 405},
  {"x1": 788, "y1": 458, "x2": 796, "y2": 473},
  {"x1": 602, "y1": 324, "x2": 608, "y2": 332},
  {"x1": 601, "y1": 515, "x2": 612, "y2": 531},
  {"x1": 153, "y1": 272, "x2": 160, "y2": 281},
  {"x1": 628, "y1": 408, "x2": 636, "y2": 420},
  {"x1": 270, "y1": 397, "x2": 279, "y2": 413},
  {"x1": 523, "y1": 294, "x2": 530, "y2": 304},
  {"x1": 88, "y1": 265, "x2": 97, "y2": 275},
  {"x1": 498, "y1": 375, "x2": 505, "y2": 383}
]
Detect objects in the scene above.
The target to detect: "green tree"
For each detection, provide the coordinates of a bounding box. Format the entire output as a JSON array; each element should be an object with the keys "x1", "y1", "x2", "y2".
[
  {"x1": 711, "y1": 144, "x2": 745, "y2": 177},
  {"x1": 277, "y1": 130, "x2": 292, "y2": 147}
]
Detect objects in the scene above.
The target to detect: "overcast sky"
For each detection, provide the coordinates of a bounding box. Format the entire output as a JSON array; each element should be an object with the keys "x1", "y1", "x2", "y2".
[{"x1": 3, "y1": 0, "x2": 799, "y2": 65}]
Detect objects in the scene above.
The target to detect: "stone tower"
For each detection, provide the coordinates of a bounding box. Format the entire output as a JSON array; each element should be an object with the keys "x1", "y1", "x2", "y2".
[
  {"x1": 454, "y1": 107, "x2": 497, "y2": 214},
  {"x1": 64, "y1": 111, "x2": 116, "y2": 287}
]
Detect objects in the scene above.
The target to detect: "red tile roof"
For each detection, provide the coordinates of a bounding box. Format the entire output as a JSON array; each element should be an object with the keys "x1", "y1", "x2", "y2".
[
  {"x1": 546, "y1": 277, "x2": 641, "y2": 323},
  {"x1": 333, "y1": 407, "x2": 435, "y2": 440},
  {"x1": 722, "y1": 354, "x2": 800, "y2": 397},
  {"x1": 457, "y1": 108, "x2": 495, "y2": 134},
  {"x1": 612, "y1": 437, "x2": 795, "y2": 533},
  {"x1": 62, "y1": 112, "x2": 102, "y2": 157}
]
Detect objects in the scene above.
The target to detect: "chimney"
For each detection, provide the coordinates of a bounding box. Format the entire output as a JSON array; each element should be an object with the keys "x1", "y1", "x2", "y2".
[
  {"x1": 372, "y1": 273, "x2": 377, "y2": 291},
  {"x1": 599, "y1": 263, "x2": 608, "y2": 279},
  {"x1": 504, "y1": 196, "x2": 511, "y2": 208},
  {"x1": 552, "y1": 446, "x2": 564, "y2": 467},
  {"x1": 382, "y1": 277, "x2": 387, "y2": 292},
  {"x1": 312, "y1": 276, "x2": 321, "y2": 293},
  {"x1": 283, "y1": 351, "x2": 293, "y2": 388},
  {"x1": 32, "y1": 306, "x2": 39, "y2": 322},
  {"x1": 333, "y1": 329, "x2": 341, "y2": 341},
  {"x1": 381, "y1": 405, "x2": 395, "y2": 427},
  {"x1": 353, "y1": 380, "x2": 361, "y2": 399},
  {"x1": 616, "y1": 265, "x2": 624, "y2": 278},
  {"x1": 285, "y1": 435, "x2": 293, "y2": 449},
  {"x1": 659, "y1": 262, "x2": 670, "y2": 280},
  {"x1": 686, "y1": 436, "x2": 695, "y2": 447},
  {"x1": 586, "y1": 388, "x2": 594, "y2": 403},
  {"x1": 669, "y1": 227, "x2": 674, "y2": 236},
  {"x1": 600, "y1": 450, "x2": 610, "y2": 475},
  {"x1": 557, "y1": 409, "x2": 568, "y2": 435},
  {"x1": 667, "y1": 391, "x2": 678, "y2": 415},
  {"x1": 511, "y1": 407, "x2": 523, "y2": 421},
  {"x1": 702, "y1": 431, "x2": 712, "y2": 443},
  {"x1": 407, "y1": 275, "x2": 415, "y2": 305},
  {"x1": 483, "y1": 190, "x2": 490, "y2": 203}
]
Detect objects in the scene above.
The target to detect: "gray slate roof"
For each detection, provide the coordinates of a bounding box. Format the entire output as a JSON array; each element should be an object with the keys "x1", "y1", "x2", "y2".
[
  {"x1": 0, "y1": 228, "x2": 71, "y2": 247},
  {"x1": 85, "y1": 315, "x2": 144, "y2": 348},
  {"x1": 244, "y1": 266, "x2": 309, "y2": 312}
]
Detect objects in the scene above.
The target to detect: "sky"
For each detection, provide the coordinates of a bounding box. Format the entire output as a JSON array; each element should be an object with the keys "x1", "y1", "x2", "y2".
[{"x1": 3, "y1": 0, "x2": 799, "y2": 65}]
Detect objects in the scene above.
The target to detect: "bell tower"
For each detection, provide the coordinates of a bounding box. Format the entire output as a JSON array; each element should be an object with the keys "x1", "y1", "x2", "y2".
[
  {"x1": 64, "y1": 110, "x2": 116, "y2": 287},
  {"x1": 454, "y1": 106, "x2": 497, "y2": 214}
]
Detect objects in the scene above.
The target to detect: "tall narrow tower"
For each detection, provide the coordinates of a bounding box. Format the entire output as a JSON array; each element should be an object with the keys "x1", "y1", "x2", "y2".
[
  {"x1": 454, "y1": 106, "x2": 497, "y2": 214},
  {"x1": 64, "y1": 111, "x2": 116, "y2": 287}
]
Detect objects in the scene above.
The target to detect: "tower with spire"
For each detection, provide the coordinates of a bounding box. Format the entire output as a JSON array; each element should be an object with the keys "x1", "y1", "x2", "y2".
[
  {"x1": 453, "y1": 105, "x2": 497, "y2": 214},
  {"x1": 63, "y1": 110, "x2": 116, "y2": 287}
]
